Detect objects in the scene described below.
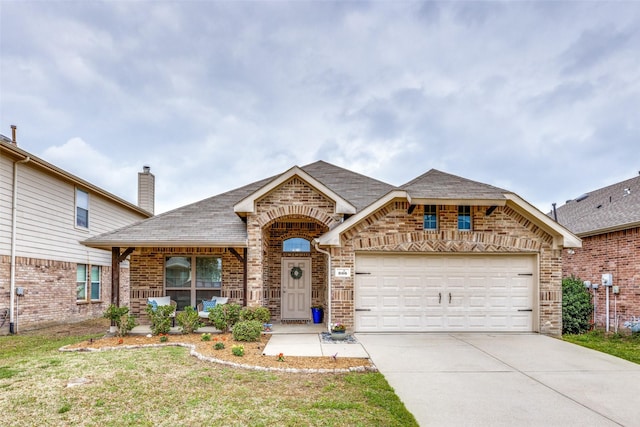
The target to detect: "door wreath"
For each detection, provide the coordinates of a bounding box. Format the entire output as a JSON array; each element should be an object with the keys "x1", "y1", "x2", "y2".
[{"x1": 290, "y1": 266, "x2": 303, "y2": 280}]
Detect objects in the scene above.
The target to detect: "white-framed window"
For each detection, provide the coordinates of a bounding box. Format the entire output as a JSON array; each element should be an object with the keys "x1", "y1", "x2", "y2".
[
  {"x1": 76, "y1": 188, "x2": 89, "y2": 228},
  {"x1": 90, "y1": 266, "x2": 101, "y2": 300},
  {"x1": 283, "y1": 237, "x2": 311, "y2": 252},
  {"x1": 165, "y1": 256, "x2": 222, "y2": 310},
  {"x1": 76, "y1": 264, "x2": 87, "y2": 301},
  {"x1": 423, "y1": 205, "x2": 438, "y2": 230},
  {"x1": 458, "y1": 206, "x2": 472, "y2": 230},
  {"x1": 77, "y1": 264, "x2": 101, "y2": 302}
]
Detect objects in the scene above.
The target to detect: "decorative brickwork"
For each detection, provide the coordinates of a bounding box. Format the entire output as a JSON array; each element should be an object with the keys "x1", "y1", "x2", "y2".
[
  {"x1": 331, "y1": 202, "x2": 563, "y2": 335},
  {"x1": 0, "y1": 255, "x2": 122, "y2": 335},
  {"x1": 562, "y1": 227, "x2": 640, "y2": 329}
]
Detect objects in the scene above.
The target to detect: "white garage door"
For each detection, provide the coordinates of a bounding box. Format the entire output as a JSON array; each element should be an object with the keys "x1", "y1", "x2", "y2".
[{"x1": 355, "y1": 254, "x2": 536, "y2": 332}]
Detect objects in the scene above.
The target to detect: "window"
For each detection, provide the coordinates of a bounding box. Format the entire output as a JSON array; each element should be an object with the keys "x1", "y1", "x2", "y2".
[
  {"x1": 77, "y1": 264, "x2": 101, "y2": 302},
  {"x1": 423, "y1": 205, "x2": 437, "y2": 230},
  {"x1": 165, "y1": 256, "x2": 222, "y2": 310},
  {"x1": 90, "y1": 266, "x2": 101, "y2": 300},
  {"x1": 283, "y1": 238, "x2": 311, "y2": 252},
  {"x1": 76, "y1": 264, "x2": 87, "y2": 300},
  {"x1": 458, "y1": 206, "x2": 471, "y2": 230},
  {"x1": 76, "y1": 188, "x2": 89, "y2": 228}
]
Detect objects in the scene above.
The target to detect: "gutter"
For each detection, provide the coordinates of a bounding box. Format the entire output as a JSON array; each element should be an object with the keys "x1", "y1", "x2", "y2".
[
  {"x1": 314, "y1": 241, "x2": 332, "y2": 333},
  {"x1": 10, "y1": 156, "x2": 30, "y2": 334}
]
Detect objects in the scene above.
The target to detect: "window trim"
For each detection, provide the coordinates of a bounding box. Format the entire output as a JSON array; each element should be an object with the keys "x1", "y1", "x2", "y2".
[
  {"x1": 165, "y1": 255, "x2": 223, "y2": 309},
  {"x1": 458, "y1": 205, "x2": 472, "y2": 231},
  {"x1": 75, "y1": 188, "x2": 89, "y2": 229},
  {"x1": 282, "y1": 237, "x2": 311, "y2": 252},
  {"x1": 423, "y1": 205, "x2": 438, "y2": 230}
]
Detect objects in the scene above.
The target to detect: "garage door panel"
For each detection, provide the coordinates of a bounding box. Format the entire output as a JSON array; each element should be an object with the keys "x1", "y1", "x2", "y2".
[{"x1": 355, "y1": 254, "x2": 535, "y2": 332}]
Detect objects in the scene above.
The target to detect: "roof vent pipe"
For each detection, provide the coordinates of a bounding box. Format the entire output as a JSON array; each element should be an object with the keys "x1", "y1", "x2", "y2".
[
  {"x1": 11, "y1": 125, "x2": 16, "y2": 144},
  {"x1": 552, "y1": 203, "x2": 557, "y2": 222}
]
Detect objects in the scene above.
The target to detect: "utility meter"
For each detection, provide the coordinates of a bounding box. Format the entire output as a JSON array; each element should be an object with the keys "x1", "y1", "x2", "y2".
[{"x1": 601, "y1": 273, "x2": 613, "y2": 287}]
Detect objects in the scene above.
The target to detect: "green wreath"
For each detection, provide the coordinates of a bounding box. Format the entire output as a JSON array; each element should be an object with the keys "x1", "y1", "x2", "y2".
[{"x1": 290, "y1": 266, "x2": 303, "y2": 280}]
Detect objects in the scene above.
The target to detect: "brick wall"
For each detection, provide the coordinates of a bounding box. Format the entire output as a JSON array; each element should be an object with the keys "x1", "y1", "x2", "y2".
[
  {"x1": 562, "y1": 227, "x2": 640, "y2": 329},
  {"x1": 331, "y1": 203, "x2": 562, "y2": 335},
  {"x1": 129, "y1": 247, "x2": 244, "y2": 323},
  {"x1": 0, "y1": 255, "x2": 122, "y2": 335}
]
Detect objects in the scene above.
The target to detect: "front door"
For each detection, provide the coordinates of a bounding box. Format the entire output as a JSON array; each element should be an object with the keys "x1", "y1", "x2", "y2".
[{"x1": 281, "y1": 258, "x2": 311, "y2": 320}]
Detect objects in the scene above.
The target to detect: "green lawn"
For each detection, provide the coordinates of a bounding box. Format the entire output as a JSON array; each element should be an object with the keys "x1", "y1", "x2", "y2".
[
  {"x1": 0, "y1": 325, "x2": 417, "y2": 427},
  {"x1": 563, "y1": 330, "x2": 640, "y2": 364}
]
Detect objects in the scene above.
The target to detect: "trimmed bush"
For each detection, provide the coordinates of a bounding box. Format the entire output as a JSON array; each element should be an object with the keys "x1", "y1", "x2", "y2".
[
  {"x1": 232, "y1": 320, "x2": 263, "y2": 342},
  {"x1": 239, "y1": 306, "x2": 271, "y2": 324},
  {"x1": 176, "y1": 306, "x2": 203, "y2": 334},
  {"x1": 562, "y1": 276, "x2": 593, "y2": 335},
  {"x1": 208, "y1": 303, "x2": 241, "y2": 333},
  {"x1": 145, "y1": 304, "x2": 175, "y2": 335},
  {"x1": 103, "y1": 304, "x2": 137, "y2": 337}
]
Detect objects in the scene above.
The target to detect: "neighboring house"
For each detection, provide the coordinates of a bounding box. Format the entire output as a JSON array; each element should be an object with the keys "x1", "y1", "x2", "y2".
[
  {"x1": 84, "y1": 161, "x2": 579, "y2": 336},
  {"x1": 554, "y1": 173, "x2": 640, "y2": 331},
  {"x1": 0, "y1": 131, "x2": 153, "y2": 334}
]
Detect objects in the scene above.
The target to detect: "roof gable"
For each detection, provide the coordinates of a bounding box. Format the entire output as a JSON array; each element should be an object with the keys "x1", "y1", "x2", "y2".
[
  {"x1": 555, "y1": 174, "x2": 640, "y2": 236},
  {"x1": 401, "y1": 169, "x2": 507, "y2": 203},
  {"x1": 233, "y1": 165, "x2": 356, "y2": 215}
]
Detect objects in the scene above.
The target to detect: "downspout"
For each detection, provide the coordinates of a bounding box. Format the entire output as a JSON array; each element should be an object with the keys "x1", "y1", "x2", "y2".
[
  {"x1": 314, "y1": 241, "x2": 332, "y2": 333},
  {"x1": 10, "y1": 156, "x2": 30, "y2": 334}
]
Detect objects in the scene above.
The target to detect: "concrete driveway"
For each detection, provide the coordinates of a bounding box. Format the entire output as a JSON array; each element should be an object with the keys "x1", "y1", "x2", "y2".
[{"x1": 356, "y1": 333, "x2": 640, "y2": 427}]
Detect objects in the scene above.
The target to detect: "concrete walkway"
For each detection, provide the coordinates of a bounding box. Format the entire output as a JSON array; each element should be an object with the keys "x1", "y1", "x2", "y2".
[
  {"x1": 356, "y1": 333, "x2": 640, "y2": 427},
  {"x1": 263, "y1": 333, "x2": 369, "y2": 358}
]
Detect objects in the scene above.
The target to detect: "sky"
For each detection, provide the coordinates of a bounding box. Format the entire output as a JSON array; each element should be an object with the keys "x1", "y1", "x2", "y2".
[{"x1": 1, "y1": 1, "x2": 639, "y2": 215}]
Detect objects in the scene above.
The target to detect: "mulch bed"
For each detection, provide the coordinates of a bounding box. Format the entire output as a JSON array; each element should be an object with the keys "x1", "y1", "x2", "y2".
[{"x1": 61, "y1": 332, "x2": 377, "y2": 373}]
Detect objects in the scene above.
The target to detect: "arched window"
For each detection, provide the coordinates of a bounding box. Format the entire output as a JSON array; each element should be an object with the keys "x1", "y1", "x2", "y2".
[{"x1": 283, "y1": 237, "x2": 311, "y2": 252}]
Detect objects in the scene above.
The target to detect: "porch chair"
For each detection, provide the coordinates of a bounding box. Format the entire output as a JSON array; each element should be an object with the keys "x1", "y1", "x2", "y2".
[
  {"x1": 197, "y1": 297, "x2": 229, "y2": 320},
  {"x1": 147, "y1": 296, "x2": 177, "y2": 327}
]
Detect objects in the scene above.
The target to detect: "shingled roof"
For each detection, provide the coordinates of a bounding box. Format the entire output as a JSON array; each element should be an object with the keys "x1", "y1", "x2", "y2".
[
  {"x1": 401, "y1": 169, "x2": 508, "y2": 201},
  {"x1": 83, "y1": 161, "x2": 394, "y2": 249},
  {"x1": 554, "y1": 174, "x2": 640, "y2": 236}
]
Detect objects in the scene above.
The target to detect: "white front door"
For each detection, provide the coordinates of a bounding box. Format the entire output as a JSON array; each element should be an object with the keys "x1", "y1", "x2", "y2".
[{"x1": 281, "y1": 258, "x2": 311, "y2": 320}]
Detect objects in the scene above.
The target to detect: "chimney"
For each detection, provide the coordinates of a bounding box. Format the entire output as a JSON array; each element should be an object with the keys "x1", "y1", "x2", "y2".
[
  {"x1": 11, "y1": 125, "x2": 17, "y2": 144},
  {"x1": 138, "y1": 165, "x2": 155, "y2": 214}
]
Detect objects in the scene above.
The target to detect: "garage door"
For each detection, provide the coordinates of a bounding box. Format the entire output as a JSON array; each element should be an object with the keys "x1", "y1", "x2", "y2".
[{"x1": 355, "y1": 254, "x2": 536, "y2": 332}]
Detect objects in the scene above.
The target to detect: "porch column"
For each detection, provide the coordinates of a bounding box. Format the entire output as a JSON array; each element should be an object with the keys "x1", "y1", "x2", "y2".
[{"x1": 246, "y1": 214, "x2": 264, "y2": 307}]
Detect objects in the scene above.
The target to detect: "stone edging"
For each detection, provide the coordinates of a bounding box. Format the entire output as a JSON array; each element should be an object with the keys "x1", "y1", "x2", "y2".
[{"x1": 59, "y1": 342, "x2": 378, "y2": 374}]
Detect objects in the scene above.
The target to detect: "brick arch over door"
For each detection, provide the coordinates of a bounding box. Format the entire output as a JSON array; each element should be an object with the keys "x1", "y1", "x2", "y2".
[{"x1": 256, "y1": 205, "x2": 340, "y2": 229}]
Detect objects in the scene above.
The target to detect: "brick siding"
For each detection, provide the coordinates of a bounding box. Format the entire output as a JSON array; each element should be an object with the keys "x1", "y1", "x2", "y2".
[
  {"x1": 562, "y1": 227, "x2": 640, "y2": 330},
  {"x1": 0, "y1": 255, "x2": 125, "y2": 335}
]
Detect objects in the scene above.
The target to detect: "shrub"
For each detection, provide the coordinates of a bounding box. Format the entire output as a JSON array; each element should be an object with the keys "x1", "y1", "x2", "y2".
[
  {"x1": 231, "y1": 345, "x2": 245, "y2": 357},
  {"x1": 201, "y1": 333, "x2": 211, "y2": 341},
  {"x1": 239, "y1": 306, "x2": 271, "y2": 324},
  {"x1": 103, "y1": 304, "x2": 137, "y2": 337},
  {"x1": 232, "y1": 320, "x2": 263, "y2": 342},
  {"x1": 208, "y1": 303, "x2": 241, "y2": 333},
  {"x1": 562, "y1": 276, "x2": 593, "y2": 335},
  {"x1": 176, "y1": 306, "x2": 203, "y2": 334},
  {"x1": 145, "y1": 304, "x2": 175, "y2": 335},
  {"x1": 214, "y1": 342, "x2": 225, "y2": 350}
]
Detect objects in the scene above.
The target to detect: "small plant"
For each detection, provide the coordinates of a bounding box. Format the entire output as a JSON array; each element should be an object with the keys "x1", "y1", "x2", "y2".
[
  {"x1": 103, "y1": 304, "x2": 137, "y2": 337},
  {"x1": 145, "y1": 304, "x2": 175, "y2": 335},
  {"x1": 176, "y1": 306, "x2": 203, "y2": 334},
  {"x1": 239, "y1": 306, "x2": 271, "y2": 324},
  {"x1": 214, "y1": 342, "x2": 225, "y2": 350},
  {"x1": 201, "y1": 333, "x2": 212, "y2": 341},
  {"x1": 208, "y1": 303, "x2": 241, "y2": 333},
  {"x1": 231, "y1": 345, "x2": 244, "y2": 357},
  {"x1": 331, "y1": 322, "x2": 346, "y2": 332},
  {"x1": 159, "y1": 334, "x2": 169, "y2": 343},
  {"x1": 277, "y1": 352, "x2": 285, "y2": 362},
  {"x1": 232, "y1": 320, "x2": 263, "y2": 342},
  {"x1": 562, "y1": 276, "x2": 593, "y2": 335}
]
